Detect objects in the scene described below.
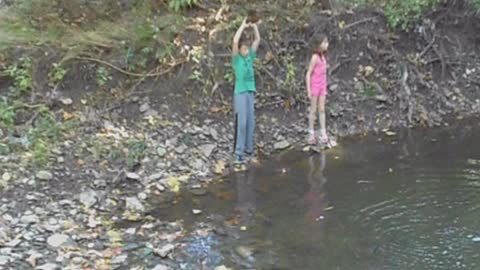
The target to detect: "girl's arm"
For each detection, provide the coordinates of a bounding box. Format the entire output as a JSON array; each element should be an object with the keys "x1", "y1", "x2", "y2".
[
  {"x1": 305, "y1": 54, "x2": 317, "y2": 96},
  {"x1": 232, "y1": 18, "x2": 248, "y2": 56},
  {"x1": 251, "y1": 23, "x2": 261, "y2": 52}
]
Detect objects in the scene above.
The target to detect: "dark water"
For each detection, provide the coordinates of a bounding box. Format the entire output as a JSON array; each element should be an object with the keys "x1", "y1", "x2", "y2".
[{"x1": 161, "y1": 120, "x2": 480, "y2": 270}]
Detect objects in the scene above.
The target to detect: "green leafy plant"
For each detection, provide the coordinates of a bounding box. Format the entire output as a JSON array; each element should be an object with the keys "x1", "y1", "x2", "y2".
[
  {"x1": 361, "y1": 83, "x2": 377, "y2": 97},
  {"x1": 32, "y1": 138, "x2": 49, "y2": 166},
  {"x1": 224, "y1": 68, "x2": 234, "y2": 84},
  {"x1": 27, "y1": 111, "x2": 72, "y2": 167},
  {"x1": 49, "y1": 63, "x2": 68, "y2": 85},
  {"x1": 96, "y1": 66, "x2": 112, "y2": 88},
  {"x1": 5, "y1": 57, "x2": 32, "y2": 94},
  {"x1": 126, "y1": 139, "x2": 147, "y2": 170},
  {"x1": 169, "y1": 0, "x2": 198, "y2": 12},
  {"x1": 0, "y1": 99, "x2": 15, "y2": 131}
]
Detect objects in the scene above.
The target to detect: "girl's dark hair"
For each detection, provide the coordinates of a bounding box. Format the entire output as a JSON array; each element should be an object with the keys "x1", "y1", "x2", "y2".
[
  {"x1": 238, "y1": 38, "x2": 249, "y2": 49},
  {"x1": 313, "y1": 34, "x2": 328, "y2": 55}
]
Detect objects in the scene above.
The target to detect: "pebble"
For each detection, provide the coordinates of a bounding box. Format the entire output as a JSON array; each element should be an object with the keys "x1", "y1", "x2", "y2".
[
  {"x1": 21, "y1": 214, "x2": 39, "y2": 224},
  {"x1": 0, "y1": 255, "x2": 9, "y2": 265},
  {"x1": 126, "y1": 172, "x2": 141, "y2": 180},
  {"x1": 1, "y1": 173, "x2": 11, "y2": 182},
  {"x1": 78, "y1": 189, "x2": 97, "y2": 208},
  {"x1": 125, "y1": 197, "x2": 145, "y2": 212},
  {"x1": 112, "y1": 254, "x2": 128, "y2": 264},
  {"x1": 152, "y1": 264, "x2": 170, "y2": 270},
  {"x1": 274, "y1": 140, "x2": 291, "y2": 150},
  {"x1": 156, "y1": 146, "x2": 167, "y2": 157},
  {"x1": 154, "y1": 244, "x2": 175, "y2": 258},
  {"x1": 60, "y1": 98, "x2": 73, "y2": 105},
  {"x1": 199, "y1": 144, "x2": 216, "y2": 158},
  {"x1": 36, "y1": 263, "x2": 60, "y2": 270},
  {"x1": 47, "y1": 234, "x2": 69, "y2": 248},
  {"x1": 36, "y1": 171, "x2": 53, "y2": 181}
]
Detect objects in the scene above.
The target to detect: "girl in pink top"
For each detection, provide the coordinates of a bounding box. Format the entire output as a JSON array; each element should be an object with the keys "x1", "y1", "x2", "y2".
[{"x1": 306, "y1": 35, "x2": 329, "y2": 145}]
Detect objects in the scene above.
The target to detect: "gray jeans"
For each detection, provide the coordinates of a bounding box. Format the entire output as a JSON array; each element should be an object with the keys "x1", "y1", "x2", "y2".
[{"x1": 234, "y1": 92, "x2": 255, "y2": 156}]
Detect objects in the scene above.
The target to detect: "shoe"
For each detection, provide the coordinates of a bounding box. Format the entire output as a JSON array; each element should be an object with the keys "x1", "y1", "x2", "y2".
[
  {"x1": 245, "y1": 151, "x2": 259, "y2": 164},
  {"x1": 319, "y1": 134, "x2": 329, "y2": 145},
  {"x1": 308, "y1": 132, "x2": 317, "y2": 145},
  {"x1": 234, "y1": 154, "x2": 245, "y2": 164}
]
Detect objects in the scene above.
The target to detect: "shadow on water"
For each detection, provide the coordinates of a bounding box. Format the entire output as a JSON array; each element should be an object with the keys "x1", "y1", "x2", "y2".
[{"x1": 155, "y1": 119, "x2": 480, "y2": 270}]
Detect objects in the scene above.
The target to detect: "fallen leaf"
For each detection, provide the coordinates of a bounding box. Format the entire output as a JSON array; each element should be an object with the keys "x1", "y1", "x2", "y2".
[
  {"x1": 210, "y1": 106, "x2": 221, "y2": 113},
  {"x1": 214, "y1": 160, "x2": 226, "y2": 175},
  {"x1": 166, "y1": 176, "x2": 180, "y2": 193},
  {"x1": 338, "y1": 20, "x2": 346, "y2": 28},
  {"x1": 63, "y1": 111, "x2": 74, "y2": 120}
]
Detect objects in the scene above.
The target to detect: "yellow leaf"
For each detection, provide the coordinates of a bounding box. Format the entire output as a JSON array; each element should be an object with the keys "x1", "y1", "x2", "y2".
[
  {"x1": 167, "y1": 176, "x2": 180, "y2": 193},
  {"x1": 106, "y1": 230, "x2": 123, "y2": 244},
  {"x1": 63, "y1": 111, "x2": 74, "y2": 120},
  {"x1": 338, "y1": 20, "x2": 346, "y2": 29},
  {"x1": 214, "y1": 160, "x2": 226, "y2": 175}
]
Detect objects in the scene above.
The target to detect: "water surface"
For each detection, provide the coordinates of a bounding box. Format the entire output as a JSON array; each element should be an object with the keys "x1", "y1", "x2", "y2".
[{"x1": 161, "y1": 120, "x2": 480, "y2": 269}]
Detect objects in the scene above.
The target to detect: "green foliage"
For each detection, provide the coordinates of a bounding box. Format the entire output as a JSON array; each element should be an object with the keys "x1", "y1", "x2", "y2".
[
  {"x1": 169, "y1": 0, "x2": 198, "y2": 12},
  {"x1": 0, "y1": 99, "x2": 15, "y2": 131},
  {"x1": 126, "y1": 139, "x2": 147, "y2": 170},
  {"x1": 32, "y1": 138, "x2": 49, "y2": 166},
  {"x1": 5, "y1": 57, "x2": 32, "y2": 94},
  {"x1": 384, "y1": 0, "x2": 441, "y2": 28},
  {"x1": 49, "y1": 63, "x2": 68, "y2": 85},
  {"x1": 27, "y1": 109, "x2": 73, "y2": 167},
  {"x1": 96, "y1": 66, "x2": 112, "y2": 87},
  {"x1": 361, "y1": 83, "x2": 377, "y2": 97},
  {"x1": 473, "y1": 0, "x2": 480, "y2": 10}
]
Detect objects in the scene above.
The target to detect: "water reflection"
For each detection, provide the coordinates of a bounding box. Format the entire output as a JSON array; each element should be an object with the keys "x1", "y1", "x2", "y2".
[
  {"x1": 234, "y1": 168, "x2": 256, "y2": 227},
  {"x1": 303, "y1": 153, "x2": 328, "y2": 233}
]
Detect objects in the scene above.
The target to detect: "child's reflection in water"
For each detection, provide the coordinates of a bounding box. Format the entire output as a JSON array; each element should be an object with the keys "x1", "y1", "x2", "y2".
[
  {"x1": 234, "y1": 168, "x2": 256, "y2": 227},
  {"x1": 303, "y1": 152, "x2": 328, "y2": 234}
]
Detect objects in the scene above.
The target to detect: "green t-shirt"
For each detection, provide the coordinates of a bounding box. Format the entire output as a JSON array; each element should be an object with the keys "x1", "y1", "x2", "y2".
[{"x1": 232, "y1": 49, "x2": 256, "y2": 95}]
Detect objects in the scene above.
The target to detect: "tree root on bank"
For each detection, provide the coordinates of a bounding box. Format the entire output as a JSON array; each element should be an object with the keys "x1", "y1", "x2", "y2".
[{"x1": 73, "y1": 56, "x2": 187, "y2": 78}]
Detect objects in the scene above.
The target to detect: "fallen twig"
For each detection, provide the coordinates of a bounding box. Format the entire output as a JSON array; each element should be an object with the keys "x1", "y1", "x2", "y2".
[
  {"x1": 417, "y1": 35, "x2": 436, "y2": 60},
  {"x1": 343, "y1": 16, "x2": 378, "y2": 30},
  {"x1": 329, "y1": 59, "x2": 352, "y2": 76}
]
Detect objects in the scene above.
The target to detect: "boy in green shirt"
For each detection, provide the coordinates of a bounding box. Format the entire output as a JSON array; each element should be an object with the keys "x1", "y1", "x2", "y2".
[{"x1": 232, "y1": 17, "x2": 261, "y2": 164}]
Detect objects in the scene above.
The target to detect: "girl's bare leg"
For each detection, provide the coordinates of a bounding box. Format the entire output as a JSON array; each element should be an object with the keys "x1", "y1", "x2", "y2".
[
  {"x1": 308, "y1": 96, "x2": 318, "y2": 143},
  {"x1": 318, "y1": 95, "x2": 327, "y2": 140}
]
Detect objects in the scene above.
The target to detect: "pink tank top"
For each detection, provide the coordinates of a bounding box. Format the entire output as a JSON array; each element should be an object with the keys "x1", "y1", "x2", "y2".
[{"x1": 310, "y1": 54, "x2": 327, "y2": 90}]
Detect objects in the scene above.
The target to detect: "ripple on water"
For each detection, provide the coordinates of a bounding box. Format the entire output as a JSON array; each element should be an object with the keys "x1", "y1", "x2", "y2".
[{"x1": 351, "y1": 166, "x2": 480, "y2": 270}]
